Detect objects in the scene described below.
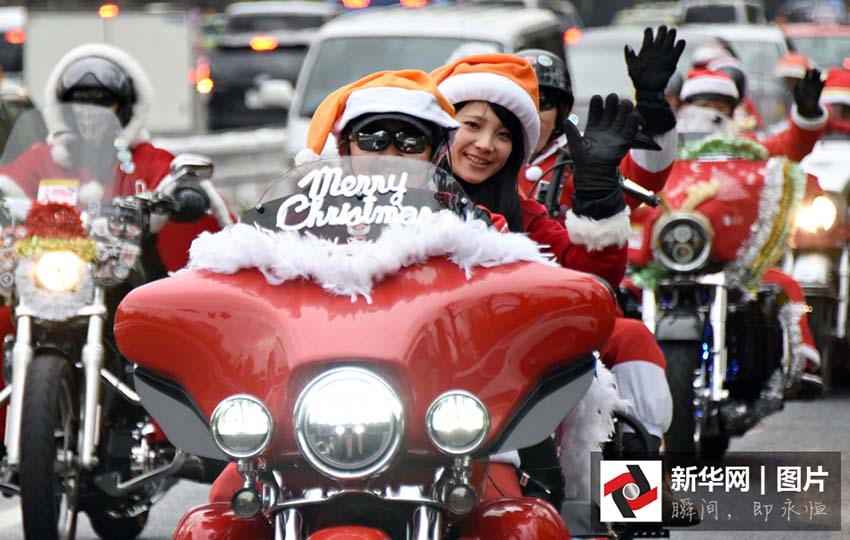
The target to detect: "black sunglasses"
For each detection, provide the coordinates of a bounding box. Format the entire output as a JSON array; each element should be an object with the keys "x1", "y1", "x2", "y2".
[
  {"x1": 539, "y1": 91, "x2": 559, "y2": 111},
  {"x1": 350, "y1": 127, "x2": 431, "y2": 154}
]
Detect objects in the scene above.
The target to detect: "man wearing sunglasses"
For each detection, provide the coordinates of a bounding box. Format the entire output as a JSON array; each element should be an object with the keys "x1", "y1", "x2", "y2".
[{"x1": 342, "y1": 114, "x2": 443, "y2": 160}]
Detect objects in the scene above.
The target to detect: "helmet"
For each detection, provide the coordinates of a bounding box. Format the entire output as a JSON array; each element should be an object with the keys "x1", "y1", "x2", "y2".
[
  {"x1": 516, "y1": 49, "x2": 574, "y2": 112},
  {"x1": 56, "y1": 56, "x2": 136, "y2": 126}
]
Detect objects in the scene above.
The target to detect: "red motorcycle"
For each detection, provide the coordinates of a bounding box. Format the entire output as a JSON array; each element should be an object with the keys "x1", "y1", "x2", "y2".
[
  {"x1": 627, "y1": 135, "x2": 808, "y2": 458},
  {"x1": 114, "y1": 156, "x2": 618, "y2": 539}
]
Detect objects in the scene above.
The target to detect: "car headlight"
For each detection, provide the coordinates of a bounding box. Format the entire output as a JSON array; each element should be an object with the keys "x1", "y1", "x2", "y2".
[
  {"x1": 210, "y1": 395, "x2": 273, "y2": 459},
  {"x1": 294, "y1": 367, "x2": 403, "y2": 479},
  {"x1": 426, "y1": 390, "x2": 489, "y2": 455},
  {"x1": 652, "y1": 213, "x2": 713, "y2": 272},
  {"x1": 35, "y1": 251, "x2": 86, "y2": 292},
  {"x1": 796, "y1": 195, "x2": 838, "y2": 233}
]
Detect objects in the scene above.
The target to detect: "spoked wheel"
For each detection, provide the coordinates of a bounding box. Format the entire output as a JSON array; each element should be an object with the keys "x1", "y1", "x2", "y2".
[{"x1": 19, "y1": 354, "x2": 80, "y2": 540}]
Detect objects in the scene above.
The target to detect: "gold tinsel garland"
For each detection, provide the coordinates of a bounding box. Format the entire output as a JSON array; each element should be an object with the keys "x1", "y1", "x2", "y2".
[{"x1": 14, "y1": 236, "x2": 97, "y2": 261}]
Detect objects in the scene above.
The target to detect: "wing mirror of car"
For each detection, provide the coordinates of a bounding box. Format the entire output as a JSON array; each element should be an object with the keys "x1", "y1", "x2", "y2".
[
  {"x1": 254, "y1": 79, "x2": 295, "y2": 110},
  {"x1": 170, "y1": 153, "x2": 214, "y2": 183}
]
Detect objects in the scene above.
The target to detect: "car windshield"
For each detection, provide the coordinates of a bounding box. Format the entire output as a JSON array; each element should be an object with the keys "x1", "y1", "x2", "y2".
[
  {"x1": 227, "y1": 14, "x2": 329, "y2": 33},
  {"x1": 723, "y1": 38, "x2": 784, "y2": 78},
  {"x1": 568, "y1": 38, "x2": 632, "y2": 100},
  {"x1": 790, "y1": 36, "x2": 850, "y2": 69},
  {"x1": 299, "y1": 36, "x2": 502, "y2": 116},
  {"x1": 684, "y1": 6, "x2": 737, "y2": 23}
]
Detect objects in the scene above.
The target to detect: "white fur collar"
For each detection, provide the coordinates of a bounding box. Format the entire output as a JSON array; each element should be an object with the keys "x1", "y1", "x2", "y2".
[{"x1": 186, "y1": 210, "x2": 556, "y2": 303}]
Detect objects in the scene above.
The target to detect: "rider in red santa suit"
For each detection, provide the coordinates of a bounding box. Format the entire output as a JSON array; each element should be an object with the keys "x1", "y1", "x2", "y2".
[
  {"x1": 0, "y1": 43, "x2": 233, "y2": 271},
  {"x1": 820, "y1": 66, "x2": 850, "y2": 136},
  {"x1": 517, "y1": 26, "x2": 684, "y2": 218},
  {"x1": 0, "y1": 43, "x2": 233, "y2": 449},
  {"x1": 677, "y1": 66, "x2": 827, "y2": 162},
  {"x1": 674, "y1": 66, "x2": 827, "y2": 393}
]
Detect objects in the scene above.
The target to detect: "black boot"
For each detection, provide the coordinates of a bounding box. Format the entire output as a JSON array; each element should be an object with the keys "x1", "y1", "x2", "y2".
[
  {"x1": 517, "y1": 437, "x2": 566, "y2": 513},
  {"x1": 621, "y1": 432, "x2": 701, "y2": 527}
]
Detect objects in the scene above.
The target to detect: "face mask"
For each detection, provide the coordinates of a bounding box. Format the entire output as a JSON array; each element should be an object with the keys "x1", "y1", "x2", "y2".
[{"x1": 676, "y1": 104, "x2": 738, "y2": 142}]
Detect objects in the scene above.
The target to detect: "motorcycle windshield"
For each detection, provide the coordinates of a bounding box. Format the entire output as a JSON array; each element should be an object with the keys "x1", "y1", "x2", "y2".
[
  {"x1": 242, "y1": 156, "x2": 480, "y2": 242},
  {"x1": 0, "y1": 103, "x2": 128, "y2": 209}
]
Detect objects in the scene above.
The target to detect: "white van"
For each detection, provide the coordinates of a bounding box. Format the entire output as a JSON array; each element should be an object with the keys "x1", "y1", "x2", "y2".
[{"x1": 282, "y1": 4, "x2": 563, "y2": 159}]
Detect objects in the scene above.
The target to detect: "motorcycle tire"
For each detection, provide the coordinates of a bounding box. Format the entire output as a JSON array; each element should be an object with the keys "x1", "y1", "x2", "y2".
[
  {"x1": 660, "y1": 340, "x2": 702, "y2": 456},
  {"x1": 88, "y1": 510, "x2": 148, "y2": 540},
  {"x1": 19, "y1": 354, "x2": 80, "y2": 540},
  {"x1": 807, "y1": 296, "x2": 835, "y2": 391}
]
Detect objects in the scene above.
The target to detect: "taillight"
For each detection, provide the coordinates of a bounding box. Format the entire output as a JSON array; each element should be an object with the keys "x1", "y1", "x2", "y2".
[
  {"x1": 250, "y1": 35, "x2": 278, "y2": 52},
  {"x1": 4, "y1": 29, "x2": 24, "y2": 45},
  {"x1": 191, "y1": 57, "x2": 214, "y2": 94},
  {"x1": 98, "y1": 3, "x2": 120, "y2": 18},
  {"x1": 343, "y1": 0, "x2": 371, "y2": 8},
  {"x1": 400, "y1": 0, "x2": 428, "y2": 7},
  {"x1": 563, "y1": 27, "x2": 582, "y2": 46}
]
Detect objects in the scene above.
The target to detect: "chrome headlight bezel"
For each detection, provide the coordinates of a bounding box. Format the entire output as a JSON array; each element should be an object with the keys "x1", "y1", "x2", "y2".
[
  {"x1": 426, "y1": 390, "x2": 490, "y2": 455},
  {"x1": 651, "y1": 212, "x2": 714, "y2": 273},
  {"x1": 210, "y1": 394, "x2": 273, "y2": 459},
  {"x1": 293, "y1": 367, "x2": 404, "y2": 479}
]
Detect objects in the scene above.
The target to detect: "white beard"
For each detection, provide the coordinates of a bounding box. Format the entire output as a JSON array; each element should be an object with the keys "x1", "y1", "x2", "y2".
[{"x1": 676, "y1": 104, "x2": 739, "y2": 140}]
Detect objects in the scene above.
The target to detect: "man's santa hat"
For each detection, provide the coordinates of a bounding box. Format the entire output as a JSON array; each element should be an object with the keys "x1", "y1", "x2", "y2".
[
  {"x1": 680, "y1": 68, "x2": 740, "y2": 102},
  {"x1": 297, "y1": 70, "x2": 459, "y2": 165},
  {"x1": 774, "y1": 52, "x2": 812, "y2": 80},
  {"x1": 431, "y1": 53, "x2": 540, "y2": 164},
  {"x1": 820, "y1": 67, "x2": 850, "y2": 107}
]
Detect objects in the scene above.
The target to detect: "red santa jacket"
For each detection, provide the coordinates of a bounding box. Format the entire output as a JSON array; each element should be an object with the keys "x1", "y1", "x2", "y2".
[
  {"x1": 0, "y1": 142, "x2": 223, "y2": 272},
  {"x1": 518, "y1": 129, "x2": 677, "y2": 218},
  {"x1": 754, "y1": 107, "x2": 826, "y2": 162},
  {"x1": 522, "y1": 198, "x2": 628, "y2": 287}
]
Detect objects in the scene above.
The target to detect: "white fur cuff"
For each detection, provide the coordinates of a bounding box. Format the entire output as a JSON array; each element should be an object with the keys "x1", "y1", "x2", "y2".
[
  {"x1": 565, "y1": 207, "x2": 631, "y2": 251},
  {"x1": 791, "y1": 104, "x2": 828, "y2": 131}
]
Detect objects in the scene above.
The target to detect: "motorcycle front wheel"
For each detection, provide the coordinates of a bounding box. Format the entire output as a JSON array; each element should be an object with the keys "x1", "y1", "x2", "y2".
[
  {"x1": 661, "y1": 341, "x2": 729, "y2": 459},
  {"x1": 19, "y1": 353, "x2": 80, "y2": 540}
]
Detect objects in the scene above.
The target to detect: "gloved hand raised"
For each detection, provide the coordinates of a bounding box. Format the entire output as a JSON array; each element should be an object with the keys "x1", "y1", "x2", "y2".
[
  {"x1": 624, "y1": 26, "x2": 685, "y2": 135},
  {"x1": 565, "y1": 93, "x2": 643, "y2": 219},
  {"x1": 794, "y1": 68, "x2": 825, "y2": 118}
]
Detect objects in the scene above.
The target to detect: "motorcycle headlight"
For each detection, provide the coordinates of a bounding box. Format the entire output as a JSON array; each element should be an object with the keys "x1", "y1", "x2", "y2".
[
  {"x1": 294, "y1": 367, "x2": 403, "y2": 479},
  {"x1": 34, "y1": 251, "x2": 86, "y2": 292},
  {"x1": 796, "y1": 195, "x2": 838, "y2": 233},
  {"x1": 426, "y1": 391, "x2": 489, "y2": 455},
  {"x1": 210, "y1": 395, "x2": 273, "y2": 459},
  {"x1": 652, "y1": 213, "x2": 713, "y2": 272}
]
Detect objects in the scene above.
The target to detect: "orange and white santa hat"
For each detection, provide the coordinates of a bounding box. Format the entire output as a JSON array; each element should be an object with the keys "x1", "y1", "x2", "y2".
[
  {"x1": 680, "y1": 68, "x2": 740, "y2": 102},
  {"x1": 820, "y1": 67, "x2": 850, "y2": 107},
  {"x1": 298, "y1": 70, "x2": 459, "y2": 164},
  {"x1": 774, "y1": 52, "x2": 812, "y2": 80},
  {"x1": 431, "y1": 53, "x2": 540, "y2": 164}
]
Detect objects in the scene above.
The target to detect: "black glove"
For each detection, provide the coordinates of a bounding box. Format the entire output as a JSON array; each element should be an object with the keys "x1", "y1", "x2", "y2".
[
  {"x1": 624, "y1": 26, "x2": 685, "y2": 136},
  {"x1": 565, "y1": 93, "x2": 643, "y2": 220},
  {"x1": 794, "y1": 68, "x2": 825, "y2": 118},
  {"x1": 172, "y1": 182, "x2": 210, "y2": 222}
]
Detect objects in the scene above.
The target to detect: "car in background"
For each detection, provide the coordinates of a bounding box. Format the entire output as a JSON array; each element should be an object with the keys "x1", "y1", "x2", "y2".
[
  {"x1": 611, "y1": 2, "x2": 679, "y2": 28},
  {"x1": 205, "y1": 1, "x2": 339, "y2": 131},
  {"x1": 0, "y1": 7, "x2": 26, "y2": 85},
  {"x1": 784, "y1": 23, "x2": 850, "y2": 70},
  {"x1": 281, "y1": 3, "x2": 564, "y2": 159},
  {"x1": 680, "y1": 0, "x2": 766, "y2": 24},
  {"x1": 567, "y1": 26, "x2": 732, "y2": 128},
  {"x1": 0, "y1": 81, "x2": 35, "y2": 160},
  {"x1": 778, "y1": 0, "x2": 845, "y2": 24},
  {"x1": 458, "y1": 0, "x2": 581, "y2": 35},
  {"x1": 679, "y1": 23, "x2": 789, "y2": 125}
]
